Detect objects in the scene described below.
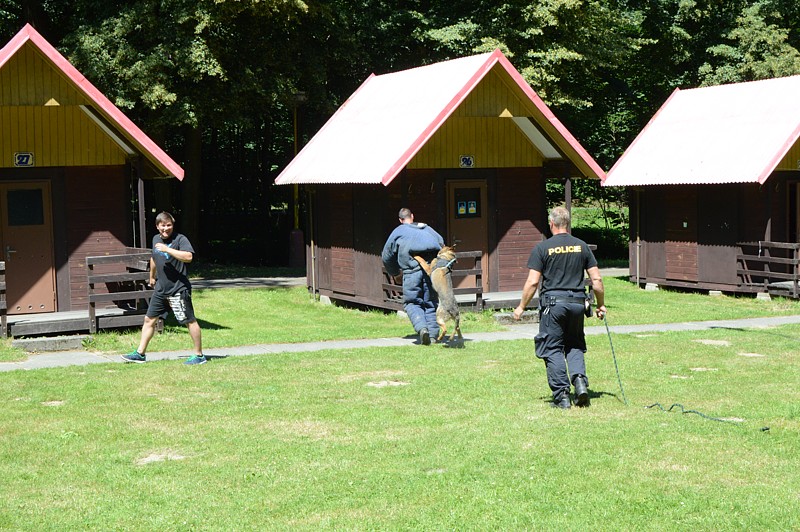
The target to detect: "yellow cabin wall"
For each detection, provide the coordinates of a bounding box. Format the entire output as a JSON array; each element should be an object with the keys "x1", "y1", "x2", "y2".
[
  {"x1": 0, "y1": 42, "x2": 127, "y2": 168},
  {"x1": 408, "y1": 68, "x2": 545, "y2": 169},
  {"x1": 777, "y1": 140, "x2": 800, "y2": 171}
]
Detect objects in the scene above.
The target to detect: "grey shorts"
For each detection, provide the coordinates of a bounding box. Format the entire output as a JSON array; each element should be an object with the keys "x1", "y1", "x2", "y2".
[{"x1": 146, "y1": 290, "x2": 196, "y2": 325}]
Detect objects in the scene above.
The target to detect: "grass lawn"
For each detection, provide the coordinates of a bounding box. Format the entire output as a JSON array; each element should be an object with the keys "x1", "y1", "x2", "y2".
[{"x1": 1, "y1": 321, "x2": 798, "y2": 529}]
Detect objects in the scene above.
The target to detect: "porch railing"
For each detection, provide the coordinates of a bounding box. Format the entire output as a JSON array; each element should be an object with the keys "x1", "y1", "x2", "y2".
[
  {"x1": 382, "y1": 250, "x2": 484, "y2": 311},
  {"x1": 0, "y1": 261, "x2": 6, "y2": 338},
  {"x1": 737, "y1": 241, "x2": 800, "y2": 298},
  {"x1": 86, "y1": 248, "x2": 154, "y2": 333}
]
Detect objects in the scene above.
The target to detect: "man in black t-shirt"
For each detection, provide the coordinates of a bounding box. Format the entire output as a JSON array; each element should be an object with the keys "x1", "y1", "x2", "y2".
[
  {"x1": 513, "y1": 207, "x2": 606, "y2": 408},
  {"x1": 122, "y1": 211, "x2": 206, "y2": 365}
]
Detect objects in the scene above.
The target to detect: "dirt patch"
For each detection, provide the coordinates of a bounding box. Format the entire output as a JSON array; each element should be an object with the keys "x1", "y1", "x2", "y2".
[
  {"x1": 689, "y1": 367, "x2": 718, "y2": 372},
  {"x1": 670, "y1": 375, "x2": 690, "y2": 379},
  {"x1": 135, "y1": 451, "x2": 187, "y2": 466},
  {"x1": 367, "y1": 380, "x2": 410, "y2": 388},
  {"x1": 41, "y1": 400, "x2": 65, "y2": 407},
  {"x1": 738, "y1": 352, "x2": 766, "y2": 358},
  {"x1": 693, "y1": 339, "x2": 731, "y2": 347},
  {"x1": 339, "y1": 370, "x2": 405, "y2": 383}
]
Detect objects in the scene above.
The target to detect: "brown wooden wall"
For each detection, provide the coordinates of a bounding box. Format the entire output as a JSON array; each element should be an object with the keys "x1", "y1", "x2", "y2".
[
  {"x1": 64, "y1": 166, "x2": 131, "y2": 309},
  {"x1": 494, "y1": 167, "x2": 547, "y2": 291},
  {"x1": 631, "y1": 177, "x2": 790, "y2": 291},
  {"x1": 308, "y1": 166, "x2": 551, "y2": 306}
]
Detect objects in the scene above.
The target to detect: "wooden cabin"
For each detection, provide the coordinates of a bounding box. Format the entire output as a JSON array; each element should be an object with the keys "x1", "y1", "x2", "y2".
[
  {"x1": 0, "y1": 25, "x2": 184, "y2": 335},
  {"x1": 276, "y1": 50, "x2": 605, "y2": 309},
  {"x1": 604, "y1": 76, "x2": 800, "y2": 297}
]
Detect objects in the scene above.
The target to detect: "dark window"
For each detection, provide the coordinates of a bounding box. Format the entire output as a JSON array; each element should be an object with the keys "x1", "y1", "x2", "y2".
[{"x1": 7, "y1": 189, "x2": 44, "y2": 226}]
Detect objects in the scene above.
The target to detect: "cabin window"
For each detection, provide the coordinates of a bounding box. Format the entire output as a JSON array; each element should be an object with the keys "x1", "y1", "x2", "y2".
[{"x1": 7, "y1": 189, "x2": 44, "y2": 226}]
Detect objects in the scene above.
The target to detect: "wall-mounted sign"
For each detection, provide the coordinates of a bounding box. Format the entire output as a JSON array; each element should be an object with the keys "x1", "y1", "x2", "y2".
[
  {"x1": 455, "y1": 188, "x2": 481, "y2": 219},
  {"x1": 459, "y1": 155, "x2": 474, "y2": 168},
  {"x1": 14, "y1": 152, "x2": 34, "y2": 167}
]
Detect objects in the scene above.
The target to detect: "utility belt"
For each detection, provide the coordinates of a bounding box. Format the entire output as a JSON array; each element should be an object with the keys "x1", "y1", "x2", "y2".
[{"x1": 540, "y1": 291, "x2": 592, "y2": 317}]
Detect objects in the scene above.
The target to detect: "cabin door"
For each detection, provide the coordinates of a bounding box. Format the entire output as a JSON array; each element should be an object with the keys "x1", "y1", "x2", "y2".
[
  {"x1": 0, "y1": 181, "x2": 57, "y2": 314},
  {"x1": 447, "y1": 179, "x2": 489, "y2": 291}
]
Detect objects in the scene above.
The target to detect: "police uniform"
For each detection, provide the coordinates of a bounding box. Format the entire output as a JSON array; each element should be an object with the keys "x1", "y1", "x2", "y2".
[{"x1": 528, "y1": 232, "x2": 597, "y2": 405}]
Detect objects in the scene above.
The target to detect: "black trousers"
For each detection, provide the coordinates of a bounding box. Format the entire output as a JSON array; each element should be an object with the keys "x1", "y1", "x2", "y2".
[{"x1": 534, "y1": 296, "x2": 588, "y2": 400}]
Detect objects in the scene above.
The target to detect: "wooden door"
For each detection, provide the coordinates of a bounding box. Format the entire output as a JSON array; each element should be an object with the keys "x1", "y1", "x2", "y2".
[
  {"x1": 0, "y1": 181, "x2": 56, "y2": 314},
  {"x1": 447, "y1": 179, "x2": 489, "y2": 291}
]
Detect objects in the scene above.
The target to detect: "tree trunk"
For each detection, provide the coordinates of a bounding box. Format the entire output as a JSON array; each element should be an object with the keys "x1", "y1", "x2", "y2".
[{"x1": 182, "y1": 126, "x2": 203, "y2": 251}]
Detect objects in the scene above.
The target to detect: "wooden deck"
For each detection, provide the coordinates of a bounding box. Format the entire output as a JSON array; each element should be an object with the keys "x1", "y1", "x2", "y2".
[{"x1": 7, "y1": 308, "x2": 147, "y2": 337}]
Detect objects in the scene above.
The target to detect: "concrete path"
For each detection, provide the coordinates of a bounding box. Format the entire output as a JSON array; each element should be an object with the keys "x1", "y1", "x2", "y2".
[{"x1": 3, "y1": 313, "x2": 800, "y2": 373}]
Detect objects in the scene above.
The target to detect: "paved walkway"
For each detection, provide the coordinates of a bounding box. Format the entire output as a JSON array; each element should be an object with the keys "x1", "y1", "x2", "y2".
[{"x1": 3, "y1": 314, "x2": 800, "y2": 372}]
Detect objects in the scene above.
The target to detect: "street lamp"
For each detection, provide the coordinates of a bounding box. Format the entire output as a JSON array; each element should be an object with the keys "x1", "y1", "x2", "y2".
[{"x1": 289, "y1": 91, "x2": 307, "y2": 268}]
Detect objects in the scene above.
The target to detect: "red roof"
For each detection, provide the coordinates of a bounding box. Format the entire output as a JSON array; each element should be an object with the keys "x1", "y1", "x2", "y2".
[
  {"x1": 275, "y1": 49, "x2": 604, "y2": 185},
  {"x1": 0, "y1": 24, "x2": 184, "y2": 180},
  {"x1": 604, "y1": 75, "x2": 800, "y2": 187}
]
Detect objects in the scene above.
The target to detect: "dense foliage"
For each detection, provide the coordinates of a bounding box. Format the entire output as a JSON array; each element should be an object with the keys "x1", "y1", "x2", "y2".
[{"x1": 2, "y1": 1, "x2": 800, "y2": 261}]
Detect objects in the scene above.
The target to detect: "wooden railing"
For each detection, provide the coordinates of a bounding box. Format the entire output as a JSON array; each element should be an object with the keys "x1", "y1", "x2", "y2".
[
  {"x1": 737, "y1": 241, "x2": 800, "y2": 297},
  {"x1": 382, "y1": 250, "x2": 484, "y2": 310},
  {"x1": 86, "y1": 248, "x2": 154, "y2": 333},
  {"x1": 0, "y1": 261, "x2": 6, "y2": 338}
]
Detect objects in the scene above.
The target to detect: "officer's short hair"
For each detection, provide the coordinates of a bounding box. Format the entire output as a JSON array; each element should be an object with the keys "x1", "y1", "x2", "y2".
[
  {"x1": 549, "y1": 206, "x2": 570, "y2": 229},
  {"x1": 398, "y1": 208, "x2": 413, "y2": 221}
]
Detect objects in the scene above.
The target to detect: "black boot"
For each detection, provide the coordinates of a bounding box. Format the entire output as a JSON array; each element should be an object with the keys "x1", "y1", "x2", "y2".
[
  {"x1": 573, "y1": 375, "x2": 590, "y2": 407},
  {"x1": 419, "y1": 328, "x2": 431, "y2": 345},
  {"x1": 551, "y1": 393, "x2": 571, "y2": 409}
]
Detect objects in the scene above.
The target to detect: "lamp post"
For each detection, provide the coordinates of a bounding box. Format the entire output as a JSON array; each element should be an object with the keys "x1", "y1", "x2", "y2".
[{"x1": 289, "y1": 91, "x2": 307, "y2": 268}]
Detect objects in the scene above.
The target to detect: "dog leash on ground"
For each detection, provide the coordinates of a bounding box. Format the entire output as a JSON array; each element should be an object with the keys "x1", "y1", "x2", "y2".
[{"x1": 603, "y1": 313, "x2": 628, "y2": 406}]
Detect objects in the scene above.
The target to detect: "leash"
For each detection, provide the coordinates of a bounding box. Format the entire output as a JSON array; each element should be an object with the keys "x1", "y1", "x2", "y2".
[
  {"x1": 603, "y1": 313, "x2": 628, "y2": 406},
  {"x1": 602, "y1": 315, "x2": 769, "y2": 431}
]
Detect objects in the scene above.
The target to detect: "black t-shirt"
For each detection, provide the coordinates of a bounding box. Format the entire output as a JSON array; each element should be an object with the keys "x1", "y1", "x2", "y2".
[
  {"x1": 152, "y1": 232, "x2": 194, "y2": 296},
  {"x1": 527, "y1": 232, "x2": 597, "y2": 294}
]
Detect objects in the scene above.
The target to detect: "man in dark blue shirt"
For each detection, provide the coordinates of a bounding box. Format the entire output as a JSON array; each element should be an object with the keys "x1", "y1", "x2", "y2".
[{"x1": 513, "y1": 207, "x2": 606, "y2": 408}]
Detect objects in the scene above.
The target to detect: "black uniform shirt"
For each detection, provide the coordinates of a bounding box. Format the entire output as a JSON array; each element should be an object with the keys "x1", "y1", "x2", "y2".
[{"x1": 527, "y1": 232, "x2": 597, "y2": 294}]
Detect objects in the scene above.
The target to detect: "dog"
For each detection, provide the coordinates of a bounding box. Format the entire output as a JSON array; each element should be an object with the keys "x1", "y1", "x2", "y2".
[{"x1": 414, "y1": 245, "x2": 463, "y2": 346}]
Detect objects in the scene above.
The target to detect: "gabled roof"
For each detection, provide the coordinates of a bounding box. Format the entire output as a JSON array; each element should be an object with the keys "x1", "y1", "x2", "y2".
[
  {"x1": 275, "y1": 49, "x2": 604, "y2": 185},
  {"x1": 0, "y1": 24, "x2": 184, "y2": 179},
  {"x1": 603, "y1": 75, "x2": 800, "y2": 187}
]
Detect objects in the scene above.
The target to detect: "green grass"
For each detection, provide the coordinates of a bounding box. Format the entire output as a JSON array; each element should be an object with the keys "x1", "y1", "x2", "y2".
[{"x1": 1, "y1": 323, "x2": 798, "y2": 529}]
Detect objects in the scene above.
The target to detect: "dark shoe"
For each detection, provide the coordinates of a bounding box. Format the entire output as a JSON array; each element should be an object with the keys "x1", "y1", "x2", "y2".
[
  {"x1": 419, "y1": 328, "x2": 431, "y2": 345},
  {"x1": 121, "y1": 351, "x2": 146, "y2": 363},
  {"x1": 574, "y1": 375, "x2": 590, "y2": 407},
  {"x1": 551, "y1": 395, "x2": 571, "y2": 409}
]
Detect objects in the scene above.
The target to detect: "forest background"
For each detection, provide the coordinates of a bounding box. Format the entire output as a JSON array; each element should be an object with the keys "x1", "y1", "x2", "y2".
[{"x1": 3, "y1": 0, "x2": 800, "y2": 265}]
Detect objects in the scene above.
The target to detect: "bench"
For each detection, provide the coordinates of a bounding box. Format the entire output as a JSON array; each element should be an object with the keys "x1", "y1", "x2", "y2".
[{"x1": 86, "y1": 248, "x2": 155, "y2": 334}]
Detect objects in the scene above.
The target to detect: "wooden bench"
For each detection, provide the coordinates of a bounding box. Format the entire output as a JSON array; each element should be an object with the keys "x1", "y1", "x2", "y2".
[{"x1": 86, "y1": 249, "x2": 155, "y2": 334}]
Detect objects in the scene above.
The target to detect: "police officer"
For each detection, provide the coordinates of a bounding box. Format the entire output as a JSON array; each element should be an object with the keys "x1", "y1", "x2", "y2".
[{"x1": 513, "y1": 206, "x2": 606, "y2": 408}]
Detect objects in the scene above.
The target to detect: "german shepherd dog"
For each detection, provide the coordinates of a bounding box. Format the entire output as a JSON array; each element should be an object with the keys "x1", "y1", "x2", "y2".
[{"x1": 414, "y1": 246, "x2": 463, "y2": 346}]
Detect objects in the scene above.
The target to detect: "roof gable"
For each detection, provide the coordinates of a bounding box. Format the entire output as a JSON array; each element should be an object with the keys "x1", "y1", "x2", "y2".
[
  {"x1": 0, "y1": 24, "x2": 183, "y2": 179},
  {"x1": 604, "y1": 75, "x2": 800, "y2": 187},
  {"x1": 275, "y1": 50, "x2": 604, "y2": 185}
]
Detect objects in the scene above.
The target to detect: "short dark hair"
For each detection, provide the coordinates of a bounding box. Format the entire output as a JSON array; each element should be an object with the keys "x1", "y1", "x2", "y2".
[
  {"x1": 398, "y1": 208, "x2": 413, "y2": 220},
  {"x1": 155, "y1": 211, "x2": 175, "y2": 225}
]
